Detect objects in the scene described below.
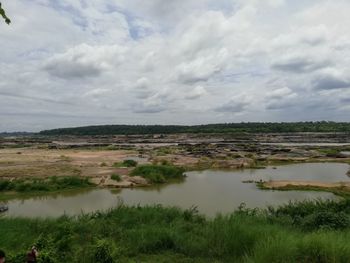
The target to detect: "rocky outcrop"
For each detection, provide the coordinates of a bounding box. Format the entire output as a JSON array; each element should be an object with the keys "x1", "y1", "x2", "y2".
[
  {"x1": 91, "y1": 175, "x2": 149, "y2": 188},
  {"x1": 211, "y1": 158, "x2": 255, "y2": 169}
]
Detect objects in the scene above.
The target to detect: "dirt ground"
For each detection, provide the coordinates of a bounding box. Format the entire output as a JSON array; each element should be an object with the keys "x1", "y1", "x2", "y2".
[
  {"x1": 0, "y1": 148, "x2": 144, "y2": 180},
  {"x1": 1, "y1": 140, "x2": 350, "y2": 190}
]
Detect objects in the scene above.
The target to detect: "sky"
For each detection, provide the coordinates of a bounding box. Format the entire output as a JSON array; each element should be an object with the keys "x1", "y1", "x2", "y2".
[{"x1": 1, "y1": 0, "x2": 350, "y2": 132}]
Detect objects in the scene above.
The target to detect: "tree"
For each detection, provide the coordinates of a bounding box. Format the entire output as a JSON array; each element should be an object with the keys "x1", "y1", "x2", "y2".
[{"x1": 0, "y1": 2, "x2": 11, "y2": 24}]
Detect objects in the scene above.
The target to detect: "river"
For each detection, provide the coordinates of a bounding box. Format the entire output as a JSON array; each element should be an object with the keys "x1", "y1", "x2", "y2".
[{"x1": 2, "y1": 163, "x2": 349, "y2": 218}]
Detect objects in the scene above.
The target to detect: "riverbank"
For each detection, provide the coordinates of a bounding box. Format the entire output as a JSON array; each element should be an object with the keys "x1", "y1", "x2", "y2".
[
  {"x1": 0, "y1": 176, "x2": 95, "y2": 201},
  {"x1": 260, "y1": 180, "x2": 350, "y2": 198},
  {"x1": 0, "y1": 163, "x2": 187, "y2": 201},
  {"x1": 2, "y1": 199, "x2": 350, "y2": 262},
  {"x1": 0, "y1": 145, "x2": 349, "y2": 182},
  {"x1": 1, "y1": 135, "x2": 350, "y2": 203}
]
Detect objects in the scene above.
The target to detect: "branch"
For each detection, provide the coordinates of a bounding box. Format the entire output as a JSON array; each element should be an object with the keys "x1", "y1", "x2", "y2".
[{"x1": 0, "y1": 2, "x2": 11, "y2": 24}]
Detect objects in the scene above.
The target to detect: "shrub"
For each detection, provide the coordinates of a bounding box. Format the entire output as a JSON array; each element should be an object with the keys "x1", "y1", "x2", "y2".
[
  {"x1": 131, "y1": 165, "x2": 185, "y2": 183},
  {"x1": 144, "y1": 172, "x2": 166, "y2": 184},
  {"x1": 122, "y1": 160, "x2": 138, "y2": 167},
  {"x1": 0, "y1": 179, "x2": 11, "y2": 191},
  {"x1": 301, "y1": 211, "x2": 350, "y2": 231},
  {"x1": 111, "y1": 174, "x2": 122, "y2": 182},
  {"x1": 113, "y1": 159, "x2": 138, "y2": 168},
  {"x1": 0, "y1": 177, "x2": 93, "y2": 193},
  {"x1": 317, "y1": 148, "x2": 341, "y2": 157}
]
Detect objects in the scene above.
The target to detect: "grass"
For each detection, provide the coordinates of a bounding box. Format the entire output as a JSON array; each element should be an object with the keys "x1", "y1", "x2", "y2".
[
  {"x1": 317, "y1": 148, "x2": 343, "y2": 157},
  {"x1": 2, "y1": 200, "x2": 350, "y2": 262},
  {"x1": 155, "y1": 147, "x2": 174, "y2": 156},
  {"x1": 131, "y1": 164, "x2": 185, "y2": 183},
  {"x1": 257, "y1": 181, "x2": 350, "y2": 198},
  {"x1": 0, "y1": 176, "x2": 94, "y2": 194},
  {"x1": 59, "y1": 155, "x2": 72, "y2": 162},
  {"x1": 113, "y1": 159, "x2": 138, "y2": 168}
]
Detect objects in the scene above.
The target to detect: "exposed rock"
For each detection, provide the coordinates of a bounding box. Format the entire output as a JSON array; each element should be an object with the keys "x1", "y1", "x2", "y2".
[
  {"x1": 92, "y1": 175, "x2": 149, "y2": 188},
  {"x1": 127, "y1": 176, "x2": 149, "y2": 185},
  {"x1": 211, "y1": 158, "x2": 254, "y2": 169}
]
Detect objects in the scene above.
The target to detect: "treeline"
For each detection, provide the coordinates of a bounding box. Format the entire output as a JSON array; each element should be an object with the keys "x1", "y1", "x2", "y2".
[
  {"x1": 0, "y1": 132, "x2": 34, "y2": 137},
  {"x1": 39, "y1": 121, "x2": 350, "y2": 135}
]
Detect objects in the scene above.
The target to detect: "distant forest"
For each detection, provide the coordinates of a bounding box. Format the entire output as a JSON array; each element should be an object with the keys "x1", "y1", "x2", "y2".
[{"x1": 39, "y1": 122, "x2": 350, "y2": 135}]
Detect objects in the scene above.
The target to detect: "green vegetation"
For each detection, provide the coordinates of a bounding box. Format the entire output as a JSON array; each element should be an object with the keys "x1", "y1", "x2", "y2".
[
  {"x1": 39, "y1": 121, "x2": 350, "y2": 135},
  {"x1": 110, "y1": 174, "x2": 122, "y2": 182},
  {"x1": 122, "y1": 160, "x2": 138, "y2": 167},
  {"x1": 155, "y1": 147, "x2": 174, "y2": 156},
  {"x1": 0, "y1": 144, "x2": 32, "y2": 149},
  {"x1": 2, "y1": 200, "x2": 350, "y2": 262},
  {"x1": 100, "y1": 162, "x2": 107, "y2": 167},
  {"x1": 131, "y1": 164, "x2": 185, "y2": 183},
  {"x1": 0, "y1": 2, "x2": 11, "y2": 25},
  {"x1": 0, "y1": 176, "x2": 93, "y2": 194},
  {"x1": 113, "y1": 160, "x2": 138, "y2": 168},
  {"x1": 317, "y1": 148, "x2": 342, "y2": 157},
  {"x1": 258, "y1": 182, "x2": 350, "y2": 198}
]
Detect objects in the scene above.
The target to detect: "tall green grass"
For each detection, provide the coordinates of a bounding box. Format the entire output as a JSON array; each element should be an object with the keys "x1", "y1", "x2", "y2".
[
  {"x1": 2, "y1": 200, "x2": 350, "y2": 262},
  {"x1": 113, "y1": 159, "x2": 138, "y2": 168},
  {"x1": 0, "y1": 176, "x2": 93, "y2": 193}
]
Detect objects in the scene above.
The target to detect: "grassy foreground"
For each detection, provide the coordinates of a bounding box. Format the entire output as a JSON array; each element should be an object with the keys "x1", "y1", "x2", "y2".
[{"x1": 2, "y1": 199, "x2": 350, "y2": 262}]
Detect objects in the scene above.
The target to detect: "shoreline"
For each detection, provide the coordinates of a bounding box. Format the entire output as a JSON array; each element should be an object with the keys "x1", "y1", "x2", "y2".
[{"x1": 1, "y1": 160, "x2": 349, "y2": 201}]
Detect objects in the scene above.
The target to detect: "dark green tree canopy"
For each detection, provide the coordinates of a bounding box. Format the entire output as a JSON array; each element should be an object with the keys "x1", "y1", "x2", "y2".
[
  {"x1": 0, "y1": 2, "x2": 11, "y2": 24},
  {"x1": 39, "y1": 122, "x2": 350, "y2": 136}
]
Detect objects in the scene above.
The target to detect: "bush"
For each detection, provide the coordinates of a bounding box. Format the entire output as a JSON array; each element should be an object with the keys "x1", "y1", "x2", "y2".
[
  {"x1": 144, "y1": 172, "x2": 166, "y2": 184},
  {"x1": 131, "y1": 165, "x2": 185, "y2": 183},
  {"x1": 0, "y1": 179, "x2": 11, "y2": 191},
  {"x1": 122, "y1": 160, "x2": 138, "y2": 167},
  {"x1": 267, "y1": 199, "x2": 350, "y2": 230},
  {"x1": 301, "y1": 211, "x2": 350, "y2": 231},
  {"x1": 317, "y1": 148, "x2": 341, "y2": 157},
  {"x1": 111, "y1": 174, "x2": 122, "y2": 182}
]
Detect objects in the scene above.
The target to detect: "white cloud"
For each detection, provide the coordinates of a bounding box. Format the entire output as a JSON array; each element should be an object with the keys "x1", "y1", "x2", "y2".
[
  {"x1": 215, "y1": 94, "x2": 252, "y2": 113},
  {"x1": 43, "y1": 43, "x2": 127, "y2": 79},
  {"x1": 1, "y1": 0, "x2": 350, "y2": 131},
  {"x1": 185, "y1": 86, "x2": 208, "y2": 100},
  {"x1": 265, "y1": 87, "x2": 298, "y2": 110}
]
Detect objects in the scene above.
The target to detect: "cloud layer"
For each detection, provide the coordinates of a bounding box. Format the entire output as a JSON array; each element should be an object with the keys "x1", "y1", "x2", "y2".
[{"x1": 1, "y1": 0, "x2": 350, "y2": 131}]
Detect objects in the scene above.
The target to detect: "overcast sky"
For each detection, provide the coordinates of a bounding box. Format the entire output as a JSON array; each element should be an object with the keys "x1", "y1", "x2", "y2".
[{"x1": 1, "y1": 0, "x2": 350, "y2": 132}]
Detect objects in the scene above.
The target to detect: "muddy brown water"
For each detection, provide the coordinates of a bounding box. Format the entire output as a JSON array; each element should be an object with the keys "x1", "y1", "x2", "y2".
[{"x1": 2, "y1": 163, "x2": 349, "y2": 218}]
